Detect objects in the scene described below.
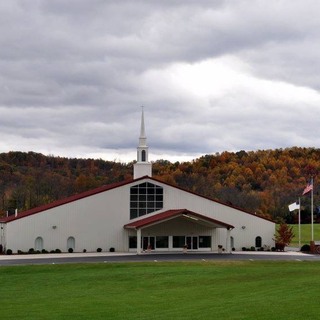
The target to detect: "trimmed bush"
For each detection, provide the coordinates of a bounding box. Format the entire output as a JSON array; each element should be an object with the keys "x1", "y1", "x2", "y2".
[
  {"x1": 28, "y1": 248, "x2": 35, "y2": 254},
  {"x1": 55, "y1": 249, "x2": 61, "y2": 253},
  {"x1": 41, "y1": 249, "x2": 48, "y2": 254},
  {"x1": 83, "y1": 249, "x2": 87, "y2": 253},
  {"x1": 242, "y1": 247, "x2": 246, "y2": 251},
  {"x1": 109, "y1": 247, "x2": 115, "y2": 252},
  {"x1": 68, "y1": 248, "x2": 73, "y2": 253},
  {"x1": 97, "y1": 248, "x2": 102, "y2": 252},
  {"x1": 301, "y1": 244, "x2": 310, "y2": 252},
  {"x1": 6, "y1": 249, "x2": 12, "y2": 255}
]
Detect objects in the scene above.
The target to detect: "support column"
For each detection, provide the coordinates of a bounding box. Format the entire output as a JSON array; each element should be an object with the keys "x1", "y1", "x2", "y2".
[
  {"x1": 136, "y1": 229, "x2": 141, "y2": 254},
  {"x1": 226, "y1": 228, "x2": 231, "y2": 253},
  {"x1": 211, "y1": 228, "x2": 216, "y2": 252}
]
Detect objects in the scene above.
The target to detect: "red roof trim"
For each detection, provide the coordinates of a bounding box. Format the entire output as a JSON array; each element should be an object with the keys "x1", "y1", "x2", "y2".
[
  {"x1": 0, "y1": 178, "x2": 135, "y2": 223},
  {"x1": 0, "y1": 175, "x2": 273, "y2": 224},
  {"x1": 146, "y1": 176, "x2": 274, "y2": 223},
  {"x1": 124, "y1": 209, "x2": 234, "y2": 230}
]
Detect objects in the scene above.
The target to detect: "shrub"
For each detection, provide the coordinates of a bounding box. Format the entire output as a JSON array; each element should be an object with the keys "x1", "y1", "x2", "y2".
[
  {"x1": 83, "y1": 249, "x2": 87, "y2": 253},
  {"x1": 50, "y1": 250, "x2": 56, "y2": 253},
  {"x1": 41, "y1": 249, "x2": 48, "y2": 254},
  {"x1": 109, "y1": 247, "x2": 115, "y2": 252},
  {"x1": 68, "y1": 248, "x2": 73, "y2": 253},
  {"x1": 28, "y1": 248, "x2": 35, "y2": 254},
  {"x1": 97, "y1": 248, "x2": 102, "y2": 252},
  {"x1": 17, "y1": 250, "x2": 24, "y2": 254},
  {"x1": 55, "y1": 249, "x2": 61, "y2": 253},
  {"x1": 250, "y1": 246, "x2": 256, "y2": 251},
  {"x1": 242, "y1": 247, "x2": 246, "y2": 251},
  {"x1": 6, "y1": 249, "x2": 12, "y2": 255},
  {"x1": 232, "y1": 247, "x2": 235, "y2": 251},
  {"x1": 300, "y1": 244, "x2": 310, "y2": 252}
]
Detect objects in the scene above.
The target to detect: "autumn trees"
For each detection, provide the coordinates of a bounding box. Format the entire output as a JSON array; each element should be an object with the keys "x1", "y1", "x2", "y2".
[{"x1": 0, "y1": 147, "x2": 319, "y2": 222}]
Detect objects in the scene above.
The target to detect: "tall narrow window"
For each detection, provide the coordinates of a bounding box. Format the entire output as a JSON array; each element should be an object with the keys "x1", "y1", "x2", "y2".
[
  {"x1": 255, "y1": 236, "x2": 262, "y2": 248},
  {"x1": 35, "y1": 237, "x2": 43, "y2": 251},
  {"x1": 67, "y1": 236, "x2": 75, "y2": 251},
  {"x1": 141, "y1": 150, "x2": 146, "y2": 162}
]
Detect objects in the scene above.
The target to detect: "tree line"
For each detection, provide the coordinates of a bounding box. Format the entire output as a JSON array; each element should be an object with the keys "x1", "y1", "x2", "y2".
[{"x1": 0, "y1": 147, "x2": 319, "y2": 223}]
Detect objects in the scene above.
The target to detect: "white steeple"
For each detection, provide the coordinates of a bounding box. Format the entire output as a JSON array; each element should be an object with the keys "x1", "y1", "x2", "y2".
[{"x1": 133, "y1": 107, "x2": 152, "y2": 179}]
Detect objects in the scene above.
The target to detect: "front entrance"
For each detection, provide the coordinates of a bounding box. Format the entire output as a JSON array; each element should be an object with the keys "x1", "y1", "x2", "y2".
[
  {"x1": 186, "y1": 236, "x2": 198, "y2": 250},
  {"x1": 143, "y1": 236, "x2": 155, "y2": 250}
]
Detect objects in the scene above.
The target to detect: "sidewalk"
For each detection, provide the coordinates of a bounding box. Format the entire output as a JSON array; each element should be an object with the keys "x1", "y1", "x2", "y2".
[{"x1": 0, "y1": 252, "x2": 136, "y2": 260}]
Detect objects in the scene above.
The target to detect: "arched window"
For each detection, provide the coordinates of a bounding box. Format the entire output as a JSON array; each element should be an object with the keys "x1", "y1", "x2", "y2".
[
  {"x1": 35, "y1": 237, "x2": 44, "y2": 251},
  {"x1": 255, "y1": 236, "x2": 262, "y2": 248},
  {"x1": 67, "y1": 237, "x2": 75, "y2": 251},
  {"x1": 230, "y1": 236, "x2": 234, "y2": 249},
  {"x1": 141, "y1": 150, "x2": 146, "y2": 162}
]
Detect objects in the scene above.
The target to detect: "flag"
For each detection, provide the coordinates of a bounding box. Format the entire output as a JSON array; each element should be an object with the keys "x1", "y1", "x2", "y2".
[
  {"x1": 302, "y1": 182, "x2": 313, "y2": 195},
  {"x1": 288, "y1": 202, "x2": 300, "y2": 212}
]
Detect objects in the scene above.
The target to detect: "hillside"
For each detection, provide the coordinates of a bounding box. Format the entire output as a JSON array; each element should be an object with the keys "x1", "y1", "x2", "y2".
[{"x1": 0, "y1": 147, "x2": 319, "y2": 222}]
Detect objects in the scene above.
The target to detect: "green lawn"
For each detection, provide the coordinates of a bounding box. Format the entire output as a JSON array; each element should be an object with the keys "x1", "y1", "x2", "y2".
[
  {"x1": 1, "y1": 261, "x2": 320, "y2": 319},
  {"x1": 289, "y1": 224, "x2": 320, "y2": 247}
]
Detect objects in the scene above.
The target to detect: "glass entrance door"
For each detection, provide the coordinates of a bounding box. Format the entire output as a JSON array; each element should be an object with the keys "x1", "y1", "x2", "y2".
[
  {"x1": 186, "y1": 236, "x2": 198, "y2": 250},
  {"x1": 143, "y1": 236, "x2": 155, "y2": 250}
]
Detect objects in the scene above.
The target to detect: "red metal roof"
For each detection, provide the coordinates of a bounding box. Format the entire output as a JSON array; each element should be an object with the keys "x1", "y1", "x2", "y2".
[{"x1": 124, "y1": 209, "x2": 234, "y2": 230}]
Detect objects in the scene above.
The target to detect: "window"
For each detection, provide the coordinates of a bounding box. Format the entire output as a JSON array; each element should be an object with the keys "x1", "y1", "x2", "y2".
[
  {"x1": 255, "y1": 236, "x2": 262, "y2": 247},
  {"x1": 129, "y1": 236, "x2": 137, "y2": 249},
  {"x1": 156, "y1": 236, "x2": 168, "y2": 248},
  {"x1": 130, "y1": 182, "x2": 163, "y2": 219},
  {"x1": 173, "y1": 236, "x2": 185, "y2": 248},
  {"x1": 199, "y1": 236, "x2": 211, "y2": 248},
  {"x1": 35, "y1": 237, "x2": 43, "y2": 251},
  {"x1": 141, "y1": 150, "x2": 146, "y2": 162},
  {"x1": 67, "y1": 237, "x2": 75, "y2": 250}
]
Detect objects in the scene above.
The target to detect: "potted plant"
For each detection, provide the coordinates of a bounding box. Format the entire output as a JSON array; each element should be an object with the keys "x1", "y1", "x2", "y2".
[{"x1": 218, "y1": 245, "x2": 223, "y2": 253}]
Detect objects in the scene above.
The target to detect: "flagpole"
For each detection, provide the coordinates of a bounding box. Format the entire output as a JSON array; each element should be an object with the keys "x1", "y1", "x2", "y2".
[
  {"x1": 298, "y1": 197, "x2": 301, "y2": 249},
  {"x1": 311, "y1": 176, "x2": 314, "y2": 241}
]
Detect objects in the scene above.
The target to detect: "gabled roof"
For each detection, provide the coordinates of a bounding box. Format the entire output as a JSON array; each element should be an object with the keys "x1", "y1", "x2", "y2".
[
  {"x1": 124, "y1": 209, "x2": 234, "y2": 230},
  {"x1": 0, "y1": 175, "x2": 273, "y2": 224},
  {"x1": 0, "y1": 178, "x2": 134, "y2": 223}
]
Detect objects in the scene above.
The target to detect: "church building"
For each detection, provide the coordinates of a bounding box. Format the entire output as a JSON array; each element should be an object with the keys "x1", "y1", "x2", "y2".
[{"x1": 0, "y1": 109, "x2": 275, "y2": 254}]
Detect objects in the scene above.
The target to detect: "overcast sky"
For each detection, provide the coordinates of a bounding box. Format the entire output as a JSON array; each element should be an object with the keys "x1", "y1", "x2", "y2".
[{"x1": 1, "y1": 1, "x2": 320, "y2": 163}]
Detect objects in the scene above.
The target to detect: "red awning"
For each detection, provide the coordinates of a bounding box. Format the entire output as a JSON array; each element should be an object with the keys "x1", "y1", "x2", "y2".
[{"x1": 124, "y1": 209, "x2": 234, "y2": 230}]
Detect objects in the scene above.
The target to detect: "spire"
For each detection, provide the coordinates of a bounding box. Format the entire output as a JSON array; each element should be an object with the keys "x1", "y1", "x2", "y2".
[
  {"x1": 139, "y1": 106, "x2": 147, "y2": 147},
  {"x1": 133, "y1": 107, "x2": 152, "y2": 179}
]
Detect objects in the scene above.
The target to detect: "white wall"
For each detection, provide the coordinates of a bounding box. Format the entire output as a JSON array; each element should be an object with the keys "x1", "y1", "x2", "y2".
[{"x1": 5, "y1": 177, "x2": 275, "y2": 253}]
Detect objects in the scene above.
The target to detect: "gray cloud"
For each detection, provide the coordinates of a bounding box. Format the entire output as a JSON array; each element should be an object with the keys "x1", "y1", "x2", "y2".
[{"x1": 1, "y1": 0, "x2": 320, "y2": 162}]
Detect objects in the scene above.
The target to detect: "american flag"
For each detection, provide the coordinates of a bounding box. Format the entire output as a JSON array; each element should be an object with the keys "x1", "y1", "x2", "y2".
[{"x1": 302, "y1": 182, "x2": 313, "y2": 195}]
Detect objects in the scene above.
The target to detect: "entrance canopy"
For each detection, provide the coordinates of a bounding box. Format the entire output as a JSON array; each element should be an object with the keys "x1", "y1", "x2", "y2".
[{"x1": 124, "y1": 209, "x2": 234, "y2": 230}]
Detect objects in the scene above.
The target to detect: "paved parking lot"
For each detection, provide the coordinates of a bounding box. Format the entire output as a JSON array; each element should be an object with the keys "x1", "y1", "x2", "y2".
[{"x1": 0, "y1": 250, "x2": 319, "y2": 266}]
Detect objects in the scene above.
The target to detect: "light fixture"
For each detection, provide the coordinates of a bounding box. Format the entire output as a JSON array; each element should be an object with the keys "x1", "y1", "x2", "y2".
[
  {"x1": 241, "y1": 226, "x2": 246, "y2": 230},
  {"x1": 52, "y1": 225, "x2": 57, "y2": 229}
]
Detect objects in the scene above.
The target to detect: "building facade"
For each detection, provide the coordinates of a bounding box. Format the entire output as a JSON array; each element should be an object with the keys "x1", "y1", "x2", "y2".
[{"x1": 0, "y1": 109, "x2": 275, "y2": 254}]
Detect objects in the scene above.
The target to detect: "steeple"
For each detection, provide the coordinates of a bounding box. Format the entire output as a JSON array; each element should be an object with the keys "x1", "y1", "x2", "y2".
[{"x1": 133, "y1": 107, "x2": 152, "y2": 179}]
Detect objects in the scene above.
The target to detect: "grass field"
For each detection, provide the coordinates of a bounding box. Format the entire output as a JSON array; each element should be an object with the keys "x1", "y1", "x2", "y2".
[
  {"x1": 289, "y1": 224, "x2": 320, "y2": 247},
  {"x1": 1, "y1": 261, "x2": 320, "y2": 320}
]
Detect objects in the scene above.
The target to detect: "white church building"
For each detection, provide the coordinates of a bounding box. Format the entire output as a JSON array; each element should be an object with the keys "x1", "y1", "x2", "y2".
[{"x1": 0, "y1": 110, "x2": 275, "y2": 254}]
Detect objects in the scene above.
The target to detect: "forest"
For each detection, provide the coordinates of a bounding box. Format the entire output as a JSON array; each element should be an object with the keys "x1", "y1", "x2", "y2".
[{"x1": 0, "y1": 147, "x2": 319, "y2": 223}]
